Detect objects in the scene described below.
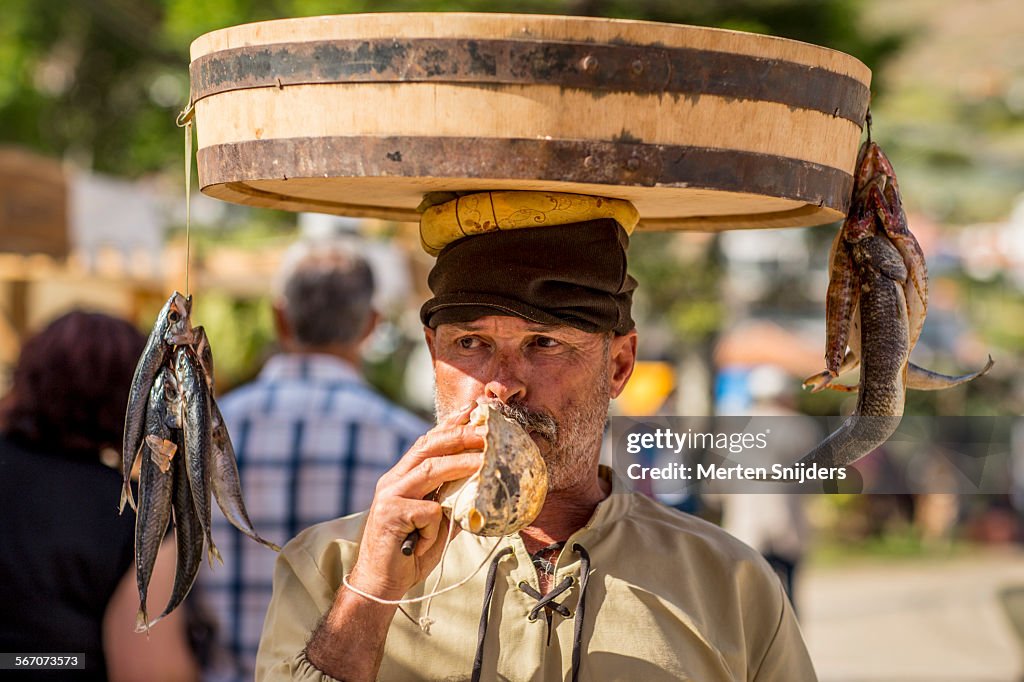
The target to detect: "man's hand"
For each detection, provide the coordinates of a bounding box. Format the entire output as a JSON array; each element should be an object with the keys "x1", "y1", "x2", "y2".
[
  {"x1": 348, "y1": 401, "x2": 484, "y2": 598},
  {"x1": 305, "y1": 402, "x2": 484, "y2": 681}
]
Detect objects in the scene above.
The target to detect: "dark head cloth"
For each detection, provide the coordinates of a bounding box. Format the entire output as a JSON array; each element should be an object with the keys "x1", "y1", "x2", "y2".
[{"x1": 420, "y1": 219, "x2": 637, "y2": 335}]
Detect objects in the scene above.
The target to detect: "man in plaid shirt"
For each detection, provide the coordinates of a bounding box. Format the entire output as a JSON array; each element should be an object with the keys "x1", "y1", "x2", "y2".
[{"x1": 199, "y1": 240, "x2": 429, "y2": 682}]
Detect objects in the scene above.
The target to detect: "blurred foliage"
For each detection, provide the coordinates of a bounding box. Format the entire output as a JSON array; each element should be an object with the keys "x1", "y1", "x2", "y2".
[
  {"x1": 166, "y1": 208, "x2": 301, "y2": 246},
  {"x1": 861, "y1": 0, "x2": 1024, "y2": 224},
  {"x1": 191, "y1": 292, "x2": 276, "y2": 392},
  {"x1": 960, "y1": 273, "x2": 1024, "y2": 352},
  {"x1": 0, "y1": 0, "x2": 904, "y2": 177},
  {"x1": 0, "y1": 0, "x2": 910, "y2": 374},
  {"x1": 629, "y1": 233, "x2": 725, "y2": 357}
]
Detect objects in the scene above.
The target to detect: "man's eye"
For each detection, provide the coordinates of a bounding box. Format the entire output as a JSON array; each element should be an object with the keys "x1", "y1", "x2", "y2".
[
  {"x1": 534, "y1": 336, "x2": 559, "y2": 349},
  {"x1": 458, "y1": 337, "x2": 480, "y2": 349}
]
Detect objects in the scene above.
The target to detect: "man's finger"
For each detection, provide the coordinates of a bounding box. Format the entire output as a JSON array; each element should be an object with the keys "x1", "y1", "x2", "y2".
[
  {"x1": 415, "y1": 515, "x2": 460, "y2": 559},
  {"x1": 439, "y1": 401, "x2": 477, "y2": 427},
  {"x1": 374, "y1": 498, "x2": 444, "y2": 539},
  {"x1": 389, "y1": 452, "x2": 483, "y2": 501},
  {"x1": 385, "y1": 425, "x2": 485, "y2": 480}
]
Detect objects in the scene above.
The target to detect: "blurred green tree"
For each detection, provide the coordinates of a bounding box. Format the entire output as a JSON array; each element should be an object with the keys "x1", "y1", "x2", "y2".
[
  {"x1": 0, "y1": 0, "x2": 911, "y2": 409},
  {"x1": 0, "y1": 0, "x2": 903, "y2": 177}
]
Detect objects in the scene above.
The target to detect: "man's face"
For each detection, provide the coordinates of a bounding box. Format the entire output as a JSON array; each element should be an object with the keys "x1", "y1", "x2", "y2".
[{"x1": 426, "y1": 315, "x2": 636, "y2": 491}]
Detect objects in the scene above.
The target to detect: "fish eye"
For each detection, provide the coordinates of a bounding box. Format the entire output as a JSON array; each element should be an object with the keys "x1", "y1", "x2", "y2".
[{"x1": 169, "y1": 311, "x2": 180, "y2": 323}]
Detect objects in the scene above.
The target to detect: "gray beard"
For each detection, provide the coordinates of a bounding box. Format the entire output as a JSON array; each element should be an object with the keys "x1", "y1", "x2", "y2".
[{"x1": 433, "y1": 371, "x2": 610, "y2": 492}]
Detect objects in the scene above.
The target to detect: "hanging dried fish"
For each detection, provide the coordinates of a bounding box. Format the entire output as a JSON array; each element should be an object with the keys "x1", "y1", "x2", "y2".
[
  {"x1": 121, "y1": 292, "x2": 193, "y2": 512},
  {"x1": 174, "y1": 344, "x2": 222, "y2": 567},
  {"x1": 124, "y1": 296, "x2": 277, "y2": 631},
  {"x1": 134, "y1": 368, "x2": 178, "y2": 632},
  {"x1": 193, "y1": 326, "x2": 280, "y2": 551},
  {"x1": 139, "y1": 427, "x2": 205, "y2": 632}
]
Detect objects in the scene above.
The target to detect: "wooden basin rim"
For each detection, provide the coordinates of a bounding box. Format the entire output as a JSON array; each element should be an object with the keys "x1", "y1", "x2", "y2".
[
  {"x1": 190, "y1": 38, "x2": 870, "y2": 125},
  {"x1": 198, "y1": 136, "x2": 853, "y2": 220}
]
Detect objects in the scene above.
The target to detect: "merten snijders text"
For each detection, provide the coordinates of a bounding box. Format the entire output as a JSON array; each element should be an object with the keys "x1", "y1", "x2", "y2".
[{"x1": 626, "y1": 461, "x2": 847, "y2": 483}]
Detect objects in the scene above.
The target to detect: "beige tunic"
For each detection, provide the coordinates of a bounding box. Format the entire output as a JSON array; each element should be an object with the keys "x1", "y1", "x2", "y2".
[{"x1": 256, "y1": 468, "x2": 817, "y2": 681}]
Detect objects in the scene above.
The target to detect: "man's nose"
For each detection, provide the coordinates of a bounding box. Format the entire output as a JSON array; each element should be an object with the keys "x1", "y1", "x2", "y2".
[{"x1": 482, "y1": 358, "x2": 527, "y2": 404}]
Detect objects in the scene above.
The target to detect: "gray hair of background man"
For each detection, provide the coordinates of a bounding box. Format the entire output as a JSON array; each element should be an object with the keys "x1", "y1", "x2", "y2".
[{"x1": 273, "y1": 239, "x2": 375, "y2": 346}]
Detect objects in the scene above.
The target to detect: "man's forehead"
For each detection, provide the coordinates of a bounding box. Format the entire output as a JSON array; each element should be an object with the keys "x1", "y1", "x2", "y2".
[{"x1": 439, "y1": 317, "x2": 575, "y2": 334}]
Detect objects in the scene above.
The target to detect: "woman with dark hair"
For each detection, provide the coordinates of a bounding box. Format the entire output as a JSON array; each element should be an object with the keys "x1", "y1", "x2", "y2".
[{"x1": 0, "y1": 311, "x2": 199, "y2": 681}]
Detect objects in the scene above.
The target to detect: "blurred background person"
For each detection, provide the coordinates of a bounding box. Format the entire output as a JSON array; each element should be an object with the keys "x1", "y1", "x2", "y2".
[
  {"x1": 715, "y1": 365, "x2": 819, "y2": 610},
  {"x1": 200, "y1": 239, "x2": 429, "y2": 682},
  {"x1": 0, "y1": 311, "x2": 199, "y2": 681}
]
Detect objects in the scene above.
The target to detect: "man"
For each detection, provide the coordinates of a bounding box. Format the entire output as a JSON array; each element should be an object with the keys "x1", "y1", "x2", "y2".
[
  {"x1": 201, "y1": 239, "x2": 430, "y2": 682},
  {"x1": 256, "y1": 193, "x2": 817, "y2": 681}
]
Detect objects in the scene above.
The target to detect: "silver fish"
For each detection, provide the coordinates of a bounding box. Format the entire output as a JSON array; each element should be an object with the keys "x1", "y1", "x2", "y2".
[
  {"x1": 144, "y1": 430, "x2": 204, "y2": 629},
  {"x1": 134, "y1": 369, "x2": 178, "y2": 632},
  {"x1": 122, "y1": 292, "x2": 193, "y2": 513},
  {"x1": 174, "y1": 345, "x2": 222, "y2": 567},
  {"x1": 192, "y1": 325, "x2": 215, "y2": 391},
  {"x1": 210, "y1": 401, "x2": 281, "y2": 552},
  {"x1": 191, "y1": 326, "x2": 280, "y2": 551}
]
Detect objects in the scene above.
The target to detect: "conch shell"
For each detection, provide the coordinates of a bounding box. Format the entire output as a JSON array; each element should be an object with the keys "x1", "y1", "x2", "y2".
[{"x1": 437, "y1": 402, "x2": 548, "y2": 536}]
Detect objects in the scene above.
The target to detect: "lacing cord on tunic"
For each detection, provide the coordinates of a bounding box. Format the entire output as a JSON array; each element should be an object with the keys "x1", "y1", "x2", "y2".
[
  {"x1": 471, "y1": 546, "x2": 513, "y2": 680},
  {"x1": 471, "y1": 543, "x2": 592, "y2": 682},
  {"x1": 570, "y1": 544, "x2": 591, "y2": 682}
]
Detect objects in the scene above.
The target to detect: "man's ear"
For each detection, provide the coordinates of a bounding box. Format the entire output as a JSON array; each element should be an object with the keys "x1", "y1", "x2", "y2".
[
  {"x1": 359, "y1": 309, "x2": 380, "y2": 344},
  {"x1": 272, "y1": 303, "x2": 294, "y2": 350},
  {"x1": 424, "y1": 326, "x2": 437, "y2": 363},
  {"x1": 608, "y1": 330, "x2": 638, "y2": 399}
]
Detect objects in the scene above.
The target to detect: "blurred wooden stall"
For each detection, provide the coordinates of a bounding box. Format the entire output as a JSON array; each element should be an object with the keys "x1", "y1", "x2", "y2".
[{"x1": 0, "y1": 147, "x2": 169, "y2": 392}]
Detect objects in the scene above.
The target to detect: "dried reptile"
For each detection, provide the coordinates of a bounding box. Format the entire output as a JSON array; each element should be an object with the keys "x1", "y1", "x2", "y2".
[{"x1": 801, "y1": 140, "x2": 993, "y2": 468}]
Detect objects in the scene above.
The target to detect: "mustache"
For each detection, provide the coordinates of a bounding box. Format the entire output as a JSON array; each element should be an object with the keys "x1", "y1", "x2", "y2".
[{"x1": 491, "y1": 400, "x2": 558, "y2": 443}]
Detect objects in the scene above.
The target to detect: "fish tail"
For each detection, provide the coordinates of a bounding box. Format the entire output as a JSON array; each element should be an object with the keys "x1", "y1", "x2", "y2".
[
  {"x1": 219, "y1": 510, "x2": 281, "y2": 550},
  {"x1": 119, "y1": 483, "x2": 137, "y2": 514},
  {"x1": 242, "y1": 527, "x2": 282, "y2": 552},
  {"x1": 207, "y1": 542, "x2": 223, "y2": 567},
  {"x1": 134, "y1": 607, "x2": 151, "y2": 635},
  {"x1": 227, "y1": 519, "x2": 281, "y2": 551}
]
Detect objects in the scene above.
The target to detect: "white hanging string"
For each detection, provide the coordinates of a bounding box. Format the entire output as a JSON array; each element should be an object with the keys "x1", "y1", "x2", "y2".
[
  {"x1": 175, "y1": 102, "x2": 196, "y2": 297},
  {"x1": 342, "y1": 473, "x2": 516, "y2": 634}
]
